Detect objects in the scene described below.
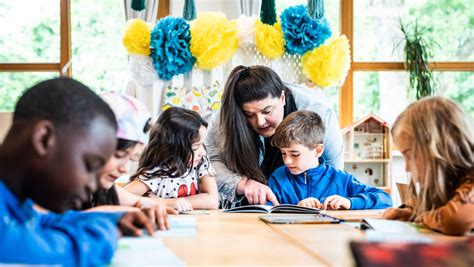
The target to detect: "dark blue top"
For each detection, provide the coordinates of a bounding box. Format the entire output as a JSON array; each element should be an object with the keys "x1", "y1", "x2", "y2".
[
  {"x1": 0, "y1": 181, "x2": 123, "y2": 265},
  {"x1": 267, "y1": 160, "x2": 392, "y2": 209}
]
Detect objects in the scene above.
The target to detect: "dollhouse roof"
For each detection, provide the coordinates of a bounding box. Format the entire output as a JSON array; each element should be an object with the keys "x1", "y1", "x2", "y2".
[{"x1": 341, "y1": 113, "x2": 390, "y2": 135}]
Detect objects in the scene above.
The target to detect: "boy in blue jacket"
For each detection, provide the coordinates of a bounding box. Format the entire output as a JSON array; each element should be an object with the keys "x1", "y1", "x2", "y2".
[
  {"x1": 268, "y1": 110, "x2": 392, "y2": 210},
  {"x1": 0, "y1": 78, "x2": 154, "y2": 265}
]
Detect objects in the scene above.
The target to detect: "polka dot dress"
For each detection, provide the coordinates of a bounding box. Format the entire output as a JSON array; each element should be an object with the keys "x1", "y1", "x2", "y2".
[{"x1": 139, "y1": 155, "x2": 214, "y2": 198}]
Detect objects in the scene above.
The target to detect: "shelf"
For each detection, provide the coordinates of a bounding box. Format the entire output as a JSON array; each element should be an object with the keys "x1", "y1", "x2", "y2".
[{"x1": 344, "y1": 159, "x2": 390, "y2": 163}]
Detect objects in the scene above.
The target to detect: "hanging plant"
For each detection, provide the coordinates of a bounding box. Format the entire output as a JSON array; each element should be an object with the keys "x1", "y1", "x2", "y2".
[{"x1": 399, "y1": 21, "x2": 435, "y2": 100}]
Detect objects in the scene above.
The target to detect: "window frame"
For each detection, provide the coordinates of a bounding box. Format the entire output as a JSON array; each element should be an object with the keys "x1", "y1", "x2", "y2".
[{"x1": 0, "y1": 0, "x2": 70, "y2": 76}]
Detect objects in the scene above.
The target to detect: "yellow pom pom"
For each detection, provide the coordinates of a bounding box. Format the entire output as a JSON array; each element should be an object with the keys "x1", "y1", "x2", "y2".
[
  {"x1": 255, "y1": 20, "x2": 285, "y2": 59},
  {"x1": 302, "y1": 35, "x2": 351, "y2": 88},
  {"x1": 190, "y1": 12, "x2": 238, "y2": 70},
  {"x1": 123, "y1": 19, "x2": 152, "y2": 56}
]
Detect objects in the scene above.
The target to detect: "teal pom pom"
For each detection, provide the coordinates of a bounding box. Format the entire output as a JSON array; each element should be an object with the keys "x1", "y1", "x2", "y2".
[
  {"x1": 150, "y1": 17, "x2": 196, "y2": 80},
  {"x1": 281, "y1": 5, "x2": 331, "y2": 55}
]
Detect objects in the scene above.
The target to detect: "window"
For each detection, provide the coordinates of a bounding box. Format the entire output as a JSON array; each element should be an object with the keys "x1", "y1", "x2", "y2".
[
  {"x1": 353, "y1": 71, "x2": 409, "y2": 124},
  {"x1": 0, "y1": 0, "x2": 129, "y2": 111},
  {"x1": 0, "y1": 72, "x2": 58, "y2": 111},
  {"x1": 0, "y1": 0, "x2": 60, "y2": 63},
  {"x1": 433, "y1": 71, "x2": 473, "y2": 116},
  {"x1": 354, "y1": 0, "x2": 473, "y2": 62},
  {"x1": 341, "y1": 0, "x2": 474, "y2": 127},
  {"x1": 71, "y1": 0, "x2": 128, "y2": 93}
]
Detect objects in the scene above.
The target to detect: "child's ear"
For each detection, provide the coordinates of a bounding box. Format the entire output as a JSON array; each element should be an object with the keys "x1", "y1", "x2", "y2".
[
  {"x1": 315, "y1": 144, "x2": 324, "y2": 157},
  {"x1": 31, "y1": 121, "x2": 57, "y2": 157}
]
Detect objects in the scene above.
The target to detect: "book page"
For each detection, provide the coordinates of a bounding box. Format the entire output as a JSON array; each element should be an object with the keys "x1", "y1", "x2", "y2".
[{"x1": 223, "y1": 205, "x2": 273, "y2": 213}]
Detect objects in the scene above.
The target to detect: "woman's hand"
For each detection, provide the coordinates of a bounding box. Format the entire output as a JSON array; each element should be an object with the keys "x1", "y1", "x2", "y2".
[
  {"x1": 298, "y1": 197, "x2": 322, "y2": 208},
  {"x1": 322, "y1": 195, "x2": 351, "y2": 210},
  {"x1": 237, "y1": 177, "x2": 279, "y2": 205},
  {"x1": 141, "y1": 206, "x2": 178, "y2": 231}
]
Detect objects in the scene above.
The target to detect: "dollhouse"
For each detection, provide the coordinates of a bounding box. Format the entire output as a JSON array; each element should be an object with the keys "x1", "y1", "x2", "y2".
[{"x1": 341, "y1": 114, "x2": 391, "y2": 193}]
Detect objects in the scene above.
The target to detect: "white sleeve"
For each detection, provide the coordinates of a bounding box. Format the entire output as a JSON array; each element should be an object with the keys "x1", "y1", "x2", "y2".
[
  {"x1": 196, "y1": 155, "x2": 215, "y2": 179},
  {"x1": 138, "y1": 168, "x2": 163, "y2": 193}
]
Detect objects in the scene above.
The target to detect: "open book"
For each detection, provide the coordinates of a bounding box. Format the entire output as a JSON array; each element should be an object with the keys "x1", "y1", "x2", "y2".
[{"x1": 223, "y1": 204, "x2": 321, "y2": 214}]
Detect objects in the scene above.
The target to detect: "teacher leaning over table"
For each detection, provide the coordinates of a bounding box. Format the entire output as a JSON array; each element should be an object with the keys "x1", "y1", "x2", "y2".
[{"x1": 205, "y1": 65, "x2": 344, "y2": 209}]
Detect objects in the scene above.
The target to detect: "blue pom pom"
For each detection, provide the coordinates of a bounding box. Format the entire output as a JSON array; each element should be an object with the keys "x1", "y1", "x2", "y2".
[
  {"x1": 280, "y1": 5, "x2": 331, "y2": 55},
  {"x1": 150, "y1": 17, "x2": 196, "y2": 81}
]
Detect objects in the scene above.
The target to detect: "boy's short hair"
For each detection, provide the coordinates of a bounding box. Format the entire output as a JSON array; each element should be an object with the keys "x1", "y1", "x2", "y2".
[
  {"x1": 14, "y1": 77, "x2": 117, "y2": 131},
  {"x1": 272, "y1": 110, "x2": 325, "y2": 149}
]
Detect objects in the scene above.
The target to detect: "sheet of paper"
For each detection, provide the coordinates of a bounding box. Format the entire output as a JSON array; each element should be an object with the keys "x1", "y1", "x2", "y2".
[
  {"x1": 180, "y1": 210, "x2": 210, "y2": 215},
  {"x1": 112, "y1": 237, "x2": 185, "y2": 266},
  {"x1": 153, "y1": 216, "x2": 197, "y2": 237},
  {"x1": 362, "y1": 219, "x2": 432, "y2": 243},
  {"x1": 112, "y1": 216, "x2": 197, "y2": 265},
  {"x1": 365, "y1": 230, "x2": 433, "y2": 243}
]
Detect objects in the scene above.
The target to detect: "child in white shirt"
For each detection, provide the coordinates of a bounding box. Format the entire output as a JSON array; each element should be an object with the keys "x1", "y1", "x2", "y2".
[{"x1": 125, "y1": 107, "x2": 219, "y2": 212}]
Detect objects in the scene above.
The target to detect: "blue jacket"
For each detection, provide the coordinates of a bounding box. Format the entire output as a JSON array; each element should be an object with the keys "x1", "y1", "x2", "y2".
[
  {"x1": 268, "y1": 161, "x2": 392, "y2": 209},
  {"x1": 0, "y1": 181, "x2": 123, "y2": 265}
]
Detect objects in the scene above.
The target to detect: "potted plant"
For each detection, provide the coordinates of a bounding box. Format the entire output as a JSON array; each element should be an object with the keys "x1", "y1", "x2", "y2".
[{"x1": 399, "y1": 21, "x2": 436, "y2": 100}]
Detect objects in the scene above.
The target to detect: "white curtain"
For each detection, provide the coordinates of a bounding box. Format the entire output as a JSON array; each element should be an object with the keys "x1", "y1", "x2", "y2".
[
  {"x1": 123, "y1": 0, "x2": 161, "y2": 119},
  {"x1": 124, "y1": 0, "x2": 159, "y2": 22},
  {"x1": 240, "y1": 0, "x2": 261, "y2": 16}
]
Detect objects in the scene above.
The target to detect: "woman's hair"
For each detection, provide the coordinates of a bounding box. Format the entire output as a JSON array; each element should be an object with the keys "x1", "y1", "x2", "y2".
[
  {"x1": 220, "y1": 65, "x2": 294, "y2": 183},
  {"x1": 131, "y1": 107, "x2": 207, "y2": 180},
  {"x1": 392, "y1": 96, "x2": 473, "y2": 218}
]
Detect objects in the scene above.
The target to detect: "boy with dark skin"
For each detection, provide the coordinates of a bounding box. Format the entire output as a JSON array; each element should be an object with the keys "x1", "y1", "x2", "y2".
[{"x1": 0, "y1": 78, "x2": 154, "y2": 265}]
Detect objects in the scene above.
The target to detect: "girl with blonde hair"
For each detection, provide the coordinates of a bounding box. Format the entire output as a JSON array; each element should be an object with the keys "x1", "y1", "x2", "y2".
[{"x1": 383, "y1": 96, "x2": 473, "y2": 235}]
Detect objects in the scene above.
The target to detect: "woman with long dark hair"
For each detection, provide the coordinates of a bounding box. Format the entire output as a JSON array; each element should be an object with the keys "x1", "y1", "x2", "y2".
[{"x1": 206, "y1": 65, "x2": 344, "y2": 208}]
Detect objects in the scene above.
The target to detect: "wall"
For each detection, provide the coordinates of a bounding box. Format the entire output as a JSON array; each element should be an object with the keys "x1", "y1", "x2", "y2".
[{"x1": 0, "y1": 112, "x2": 12, "y2": 144}]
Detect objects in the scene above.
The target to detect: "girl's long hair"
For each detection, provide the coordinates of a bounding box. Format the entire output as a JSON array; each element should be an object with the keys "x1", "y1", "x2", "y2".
[
  {"x1": 220, "y1": 65, "x2": 292, "y2": 183},
  {"x1": 392, "y1": 96, "x2": 473, "y2": 218},
  {"x1": 131, "y1": 107, "x2": 207, "y2": 180}
]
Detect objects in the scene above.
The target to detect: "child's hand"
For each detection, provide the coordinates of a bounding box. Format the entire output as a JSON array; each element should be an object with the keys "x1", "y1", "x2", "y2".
[
  {"x1": 142, "y1": 205, "x2": 178, "y2": 231},
  {"x1": 173, "y1": 198, "x2": 193, "y2": 213},
  {"x1": 382, "y1": 207, "x2": 413, "y2": 221},
  {"x1": 322, "y1": 195, "x2": 351, "y2": 210},
  {"x1": 136, "y1": 198, "x2": 179, "y2": 231},
  {"x1": 297, "y1": 197, "x2": 322, "y2": 208},
  {"x1": 117, "y1": 211, "x2": 155, "y2": 237}
]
